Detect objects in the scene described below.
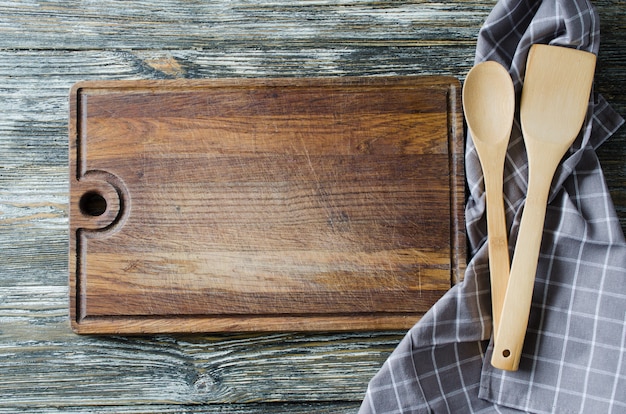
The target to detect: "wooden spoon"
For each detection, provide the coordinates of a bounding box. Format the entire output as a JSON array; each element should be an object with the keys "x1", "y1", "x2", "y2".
[
  {"x1": 462, "y1": 61, "x2": 515, "y2": 340},
  {"x1": 491, "y1": 44, "x2": 596, "y2": 371}
]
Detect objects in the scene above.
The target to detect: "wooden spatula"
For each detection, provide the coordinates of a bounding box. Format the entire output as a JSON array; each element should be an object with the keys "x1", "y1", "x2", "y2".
[{"x1": 491, "y1": 44, "x2": 596, "y2": 371}]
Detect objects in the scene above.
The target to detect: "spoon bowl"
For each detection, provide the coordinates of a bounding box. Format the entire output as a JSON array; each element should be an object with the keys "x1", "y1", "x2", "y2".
[{"x1": 463, "y1": 61, "x2": 515, "y2": 340}]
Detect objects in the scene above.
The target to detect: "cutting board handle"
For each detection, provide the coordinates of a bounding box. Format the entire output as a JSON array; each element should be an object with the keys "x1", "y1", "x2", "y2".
[{"x1": 72, "y1": 170, "x2": 131, "y2": 236}]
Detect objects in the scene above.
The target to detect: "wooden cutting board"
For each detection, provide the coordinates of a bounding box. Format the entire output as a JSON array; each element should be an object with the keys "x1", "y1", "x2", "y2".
[{"x1": 69, "y1": 76, "x2": 465, "y2": 334}]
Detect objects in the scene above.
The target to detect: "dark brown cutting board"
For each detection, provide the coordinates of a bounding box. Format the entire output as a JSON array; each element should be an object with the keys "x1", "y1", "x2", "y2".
[{"x1": 69, "y1": 76, "x2": 465, "y2": 334}]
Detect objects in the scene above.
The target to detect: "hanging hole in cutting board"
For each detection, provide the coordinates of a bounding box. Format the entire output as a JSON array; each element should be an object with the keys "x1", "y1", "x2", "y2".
[
  {"x1": 73, "y1": 170, "x2": 131, "y2": 236},
  {"x1": 80, "y1": 191, "x2": 108, "y2": 217}
]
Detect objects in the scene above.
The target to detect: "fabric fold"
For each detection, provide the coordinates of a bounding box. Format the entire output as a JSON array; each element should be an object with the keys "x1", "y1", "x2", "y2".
[{"x1": 359, "y1": 0, "x2": 624, "y2": 412}]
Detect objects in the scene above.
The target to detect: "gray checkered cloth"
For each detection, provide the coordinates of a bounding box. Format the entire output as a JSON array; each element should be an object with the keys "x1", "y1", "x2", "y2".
[{"x1": 359, "y1": 1, "x2": 625, "y2": 413}]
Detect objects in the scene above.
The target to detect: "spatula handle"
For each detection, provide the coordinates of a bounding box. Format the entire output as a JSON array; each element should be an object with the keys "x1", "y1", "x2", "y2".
[{"x1": 491, "y1": 151, "x2": 557, "y2": 371}]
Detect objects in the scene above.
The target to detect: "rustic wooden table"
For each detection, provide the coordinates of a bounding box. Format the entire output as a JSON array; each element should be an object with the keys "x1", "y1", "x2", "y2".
[{"x1": 1, "y1": 1, "x2": 623, "y2": 412}]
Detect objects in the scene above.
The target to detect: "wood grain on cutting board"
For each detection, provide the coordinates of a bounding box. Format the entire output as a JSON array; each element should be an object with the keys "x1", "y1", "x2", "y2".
[{"x1": 69, "y1": 76, "x2": 465, "y2": 333}]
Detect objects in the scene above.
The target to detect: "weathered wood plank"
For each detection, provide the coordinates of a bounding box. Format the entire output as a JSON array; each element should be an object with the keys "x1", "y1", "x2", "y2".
[
  {"x1": 0, "y1": 286, "x2": 400, "y2": 406},
  {"x1": 0, "y1": 0, "x2": 490, "y2": 50},
  {"x1": 0, "y1": 402, "x2": 360, "y2": 414}
]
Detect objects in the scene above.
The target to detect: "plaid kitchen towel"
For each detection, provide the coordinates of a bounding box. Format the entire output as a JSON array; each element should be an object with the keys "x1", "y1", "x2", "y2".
[{"x1": 359, "y1": 1, "x2": 625, "y2": 413}]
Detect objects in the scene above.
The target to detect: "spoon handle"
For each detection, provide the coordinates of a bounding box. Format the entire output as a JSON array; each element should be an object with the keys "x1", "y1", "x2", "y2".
[
  {"x1": 483, "y1": 164, "x2": 510, "y2": 341},
  {"x1": 491, "y1": 145, "x2": 560, "y2": 371}
]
